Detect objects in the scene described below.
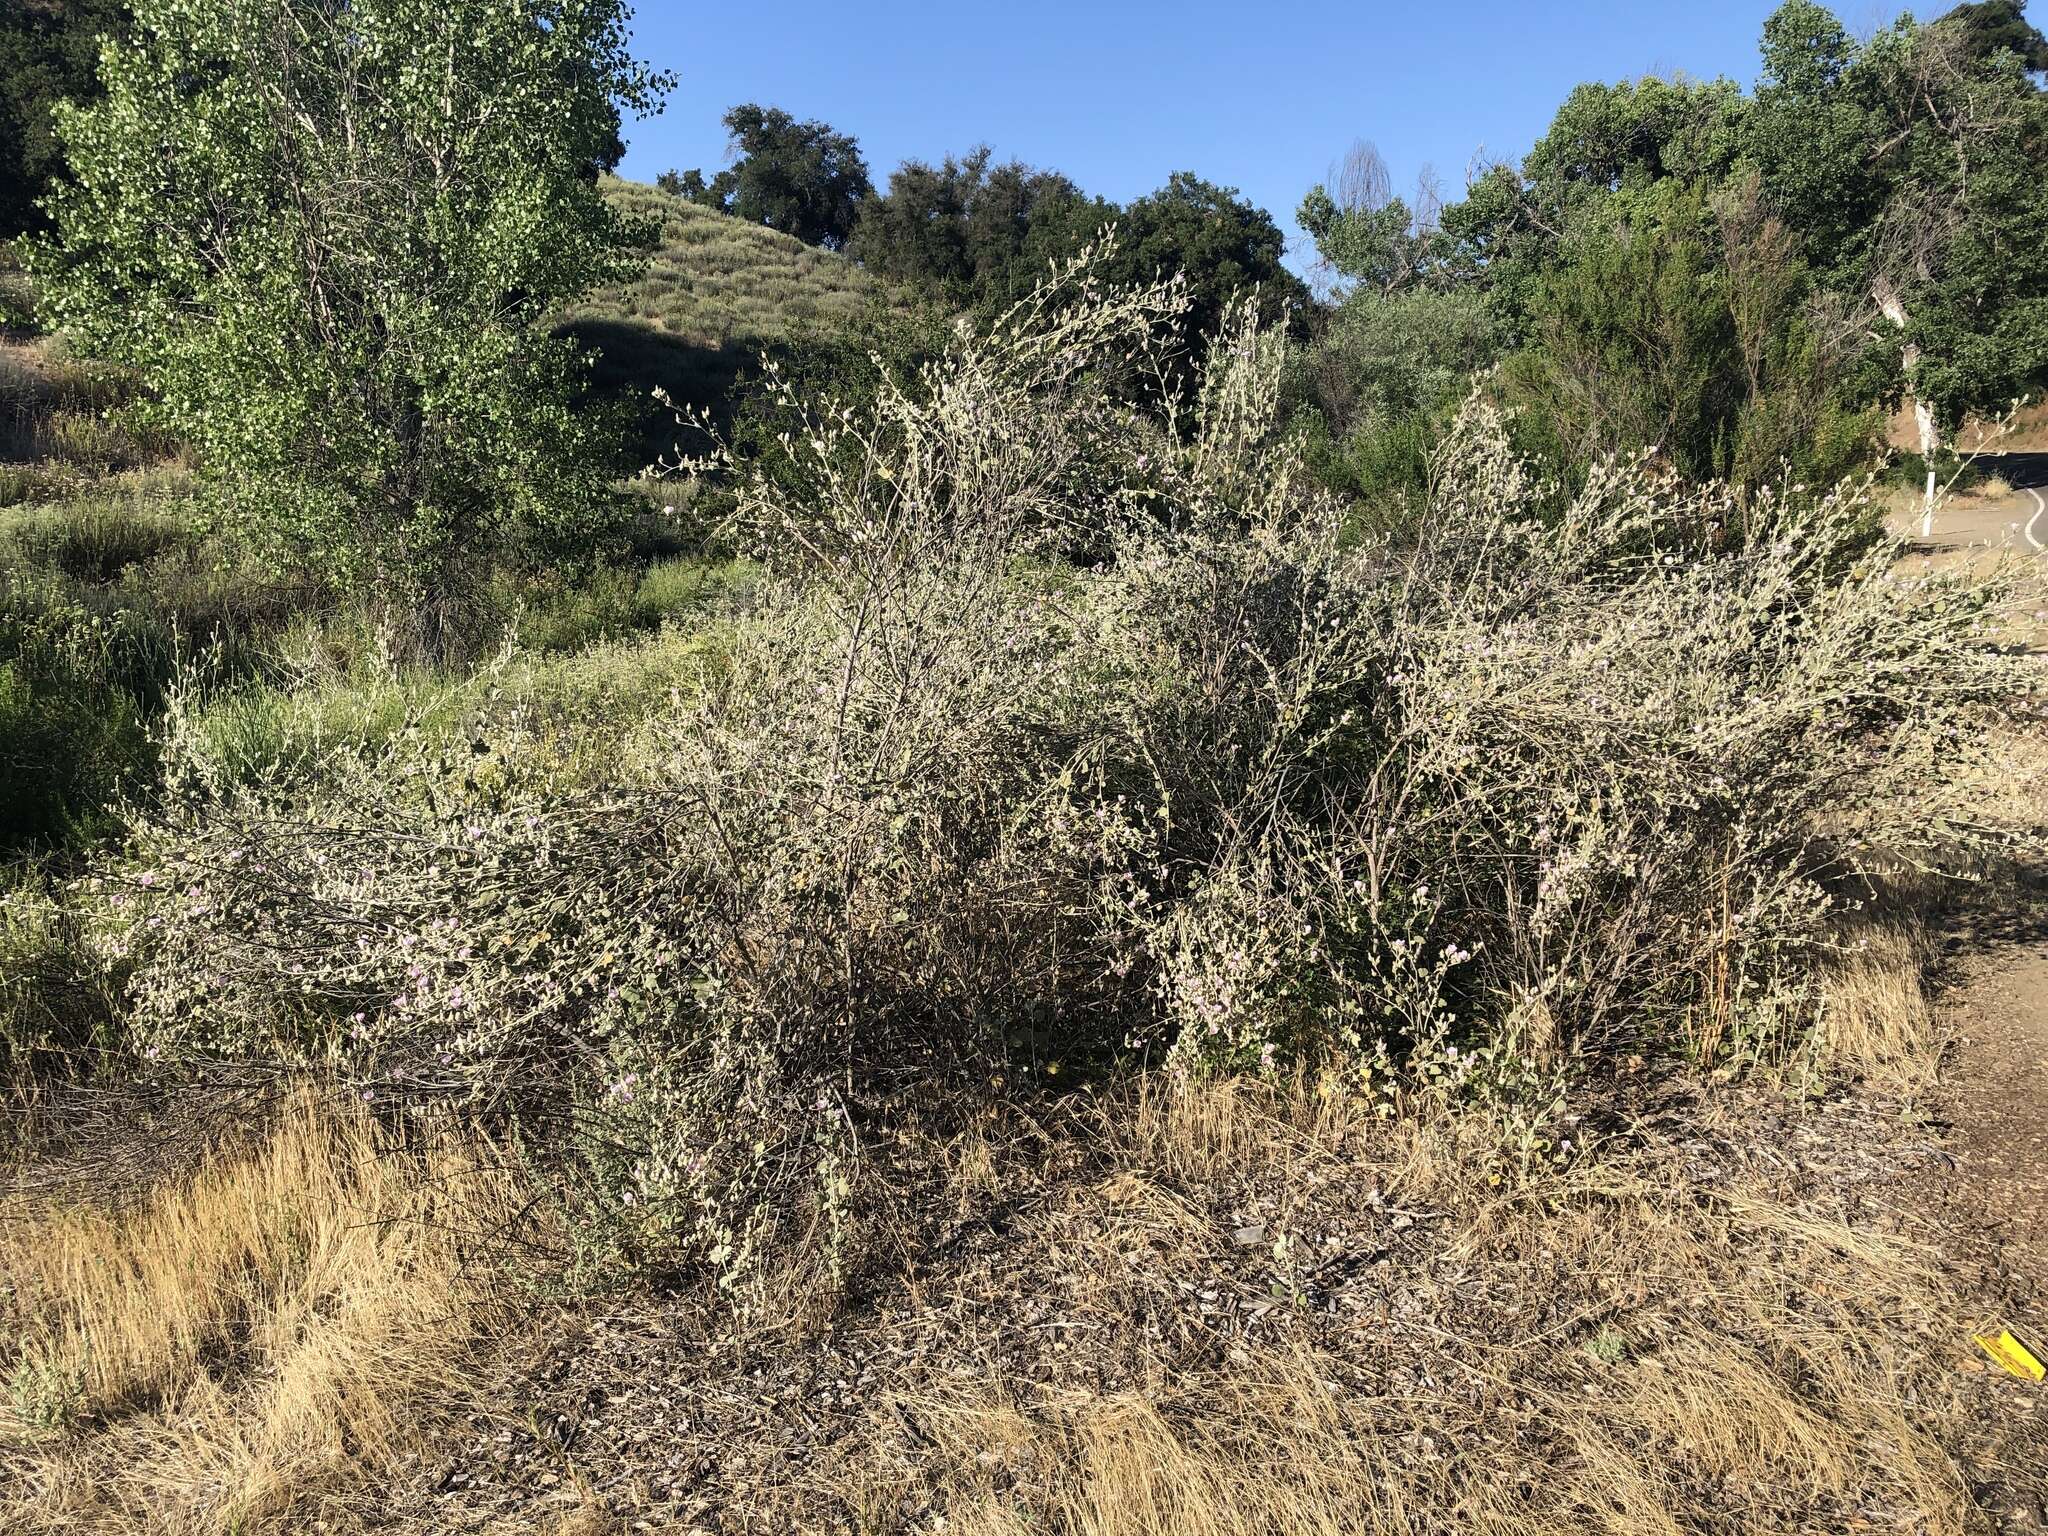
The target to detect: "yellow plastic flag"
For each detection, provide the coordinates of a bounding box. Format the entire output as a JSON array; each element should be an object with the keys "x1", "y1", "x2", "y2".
[{"x1": 1974, "y1": 1329, "x2": 2046, "y2": 1382}]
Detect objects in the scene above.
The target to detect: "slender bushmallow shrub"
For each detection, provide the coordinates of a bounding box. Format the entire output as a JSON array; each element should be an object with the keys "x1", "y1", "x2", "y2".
[{"x1": 87, "y1": 247, "x2": 2044, "y2": 1302}]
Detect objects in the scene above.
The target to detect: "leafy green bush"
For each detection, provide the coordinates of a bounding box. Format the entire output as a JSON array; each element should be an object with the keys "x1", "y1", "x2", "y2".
[
  {"x1": 94, "y1": 251, "x2": 2043, "y2": 1309},
  {"x1": 36, "y1": 0, "x2": 670, "y2": 663},
  {"x1": 1290, "y1": 285, "x2": 1499, "y2": 507}
]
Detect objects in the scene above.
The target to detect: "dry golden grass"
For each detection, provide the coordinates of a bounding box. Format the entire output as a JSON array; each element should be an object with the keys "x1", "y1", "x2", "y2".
[
  {"x1": 853, "y1": 1075, "x2": 1985, "y2": 1536},
  {"x1": 0, "y1": 1094, "x2": 528, "y2": 1535},
  {"x1": 1816, "y1": 912, "x2": 1940, "y2": 1093},
  {"x1": 0, "y1": 337, "x2": 174, "y2": 487},
  {"x1": 556, "y1": 176, "x2": 907, "y2": 453},
  {"x1": 0, "y1": 987, "x2": 2011, "y2": 1533},
  {"x1": 847, "y1": 843, "x2": 2044, "y2": 1531},
  {"x1": 1972, "y1": 722, "x2": 2048, "y2": 825},
  {"x1": 1808, "y1": 720, "x2": 2048, "y2": 1094}
]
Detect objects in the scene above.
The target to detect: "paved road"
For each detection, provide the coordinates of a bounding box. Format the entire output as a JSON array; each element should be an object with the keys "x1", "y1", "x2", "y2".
[{"x1": 1912, "y1": 450, "x2": 2048, "y2": 556}]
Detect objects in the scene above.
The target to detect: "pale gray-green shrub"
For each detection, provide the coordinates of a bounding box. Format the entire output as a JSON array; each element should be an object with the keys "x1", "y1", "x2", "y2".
[{"x1": 92, "y1": 250, "x2": 2045, "y2": 1303}]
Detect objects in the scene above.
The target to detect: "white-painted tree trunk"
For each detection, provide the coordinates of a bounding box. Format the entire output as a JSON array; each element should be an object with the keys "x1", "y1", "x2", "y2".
[
  {"x1": 1876, "y1": 285, "x2": 1940, "y2": 536},
  {"x1": 1915, "y1": 394, "x2": 1938, "y2": 536}
]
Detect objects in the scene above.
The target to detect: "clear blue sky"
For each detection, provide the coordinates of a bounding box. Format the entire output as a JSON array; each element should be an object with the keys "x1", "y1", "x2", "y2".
[{"x1": 615, "y1": 1, "x2": 1891, "y2": 272}]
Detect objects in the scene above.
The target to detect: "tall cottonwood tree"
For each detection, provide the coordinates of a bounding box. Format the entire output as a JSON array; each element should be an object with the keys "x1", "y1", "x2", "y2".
[{"x1": 35, "y1": 0, "x2": 669, "y2": 659}]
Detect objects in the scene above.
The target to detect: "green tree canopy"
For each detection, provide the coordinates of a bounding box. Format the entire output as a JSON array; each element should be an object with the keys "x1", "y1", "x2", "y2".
[
  {"x1": 849, "y1": 147, "x2": 1111, "y2": 307},
  {"x1": 34, "y1": 0, "x2": 670, "y2": 660},
  {"x1": 1522, "y1": 75, "x2": 1749, "y2": 209},
  {"x1": 1749, "y1": 0, "x2": 2048, "y2": 440},
  {"x1": 1106, "y1": 172, "x2": 1306, "y2": 342},
  {"x1": 1944, "y1": 0, "x2": 2048, "y2": 69},
  {"x1": 851, "y1": 156, "x2": 1302, "y2": 355},
  {"x1": 1431, "y1": 76, "x2": 1750, "y2": 342},
  {"x1": 1324, "y1": 0, "x2": 2045, "y2": 497},
  {"x1": 677, "y1": 104, "x2": 871, "y2": 249},
  {"x1": 1297, "y1": 141, "x2": 1450, "y2": 296}
]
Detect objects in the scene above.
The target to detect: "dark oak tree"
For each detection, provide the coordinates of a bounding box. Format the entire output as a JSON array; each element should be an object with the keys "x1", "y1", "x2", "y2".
[{"x1": 675, "y1": 104, "x2": 872, "y2": 249}]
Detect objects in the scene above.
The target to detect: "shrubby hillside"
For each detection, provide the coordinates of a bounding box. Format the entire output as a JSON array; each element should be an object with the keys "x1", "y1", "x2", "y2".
[{"x1": 562, "y1": 178, "x2": 897, "y2": 454}]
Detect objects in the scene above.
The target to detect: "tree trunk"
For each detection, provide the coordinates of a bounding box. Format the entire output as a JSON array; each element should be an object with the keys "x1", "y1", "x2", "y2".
[
  {"x1": 1875, "y1": 285, "x2": 1940, "y2": 535},
  {"x1": 1912, "y1": 389, "x2": 1939, "y2": 537}
]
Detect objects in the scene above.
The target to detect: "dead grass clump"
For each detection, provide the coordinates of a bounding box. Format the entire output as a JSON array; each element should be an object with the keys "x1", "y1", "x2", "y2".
[
  {"x1": 0, "y1": 1092, "x2": 530, "y2": 1535},
  {"x1": 1815, "y1": 912, "x2": 1938, "y2": 1089},
  {"x1": 852, "y1": 1077, "x2": 1984, "y2": 1536}
]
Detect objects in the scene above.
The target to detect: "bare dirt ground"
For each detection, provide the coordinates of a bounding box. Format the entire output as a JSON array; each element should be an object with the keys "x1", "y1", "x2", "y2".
[
  {"x1": 1885, "y1": 876, "x2": 2048, "y2": 1533},
  {"x1": 1890, "y1": 403, "x2": 2048, "y2": 459},
  {"x1": 1940, "y1": 940, "x2": 2048, "y2": 1298}
]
